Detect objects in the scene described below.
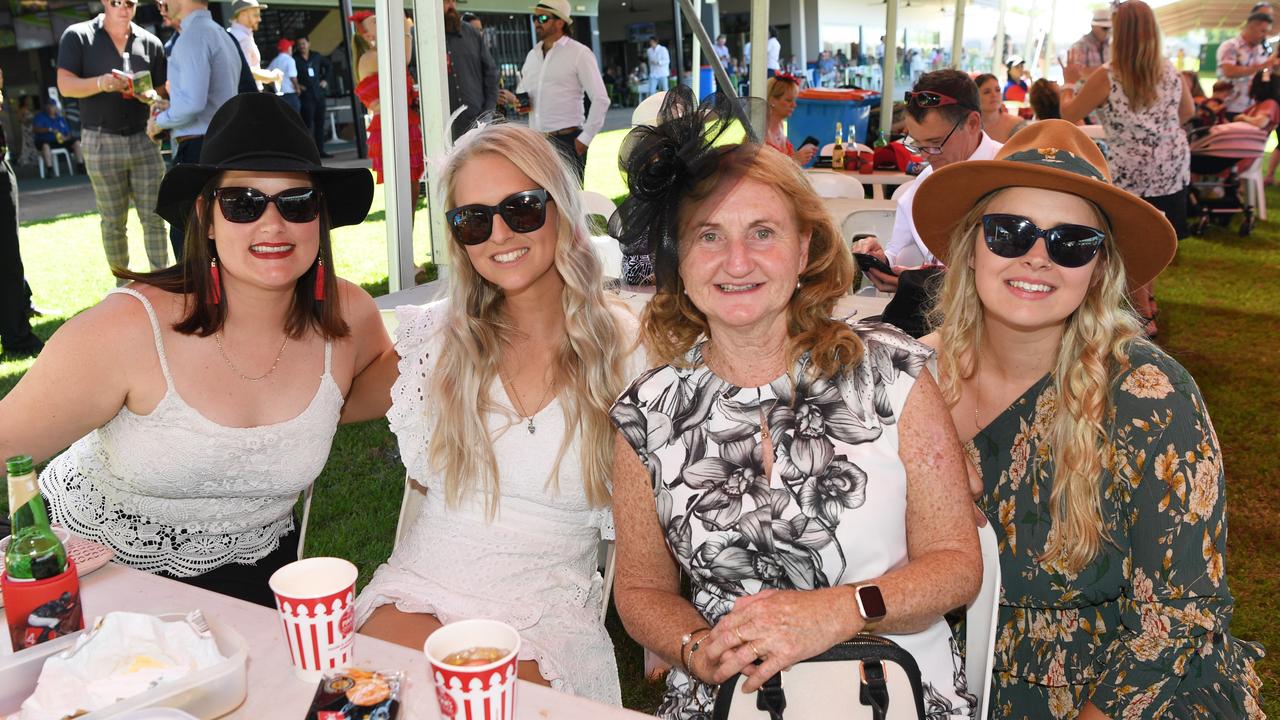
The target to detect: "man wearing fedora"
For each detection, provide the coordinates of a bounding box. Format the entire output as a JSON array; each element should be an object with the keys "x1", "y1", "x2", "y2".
[
  {"x1": 1068, "y1": 8, "x2": 1111, "y2": 82},
  {"x1": 229, "y1": 0, "x2": 283, "y2": 92},
  {"x1": 56, "y1": 0, "x2": 170, "y2": 277},
  {"x1": 499, "y1": 0, "x2": 609, "y2": 181},
  {"x1": 148, "y1": 0, "x2": 241, "y2": 259}
]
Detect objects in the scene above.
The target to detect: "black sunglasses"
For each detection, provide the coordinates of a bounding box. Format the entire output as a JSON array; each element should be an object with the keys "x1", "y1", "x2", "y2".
[
  {"x1": 981, "y1": 213, "x2": 1105, "y2": 268},
  {"x1": 446, "y1": 189, "x2": 552, "y2": 245},
  {"x1": 214, "y1": 186, "x2": 322, "y2": 224},
  {"x1": 533, "y1": 13, "x2": 553, "y2": 23},
  {"x1": 108, "y1": 0, "x2": 139, "y2": 7}
]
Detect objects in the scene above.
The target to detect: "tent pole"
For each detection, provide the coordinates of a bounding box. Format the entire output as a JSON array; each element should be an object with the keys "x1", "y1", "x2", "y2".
[
  {"x1": 951, "y1": 0, "x2": 966, "y2": 70},
  {"x1": 375, "y1": 0, "x2": 414, "y2": 292},
  {"x1": 880, "y1": 0, "x2": 897, "y2": 141}
]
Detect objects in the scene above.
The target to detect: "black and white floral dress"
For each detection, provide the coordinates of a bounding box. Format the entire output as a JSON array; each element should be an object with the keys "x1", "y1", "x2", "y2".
[{"x1": 610, "y1": 322, "x2": 976, "y2": 719}]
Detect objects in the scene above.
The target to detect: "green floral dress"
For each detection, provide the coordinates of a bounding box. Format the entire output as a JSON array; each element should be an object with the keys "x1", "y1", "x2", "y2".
[{"x1": 969, "y1": 342, "x2": 1266, "y2": 719}]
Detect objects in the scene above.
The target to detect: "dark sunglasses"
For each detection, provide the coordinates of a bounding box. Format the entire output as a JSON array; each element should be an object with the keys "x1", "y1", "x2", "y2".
[
  {"x1": 905, "y1": 90, "x2": 960, "y2": 108},
  {"x1": 446, "y1": 189, "x2": 552, "y2": 245},
  {"x1": 981, "y1": 213, "x2": 1105, "y2": 268},
  {"x1": 533, "y1": 13, "x2": 553, "y2": 23},
  {"x1": 214, "y1": 186, "x2": 322, "y2": 224},
  {"x1": 108, "y1": 0, "x2": 139, "y2": 7}
]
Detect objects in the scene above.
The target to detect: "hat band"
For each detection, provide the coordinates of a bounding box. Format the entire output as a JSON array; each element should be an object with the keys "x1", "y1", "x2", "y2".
[{"x1": 1003, "y1": 147, "x2": 1107, "y2": 183}]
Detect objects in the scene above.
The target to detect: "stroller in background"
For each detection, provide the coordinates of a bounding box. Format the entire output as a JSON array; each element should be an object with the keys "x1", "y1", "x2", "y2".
[{"x1": 1187, "y1": 122, "x2": 1270, "y2": 236}]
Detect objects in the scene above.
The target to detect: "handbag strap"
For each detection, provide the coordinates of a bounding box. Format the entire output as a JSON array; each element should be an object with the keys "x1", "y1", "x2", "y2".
[
  {"x1": 756, "y1": 674, "x2": 786, "y2": 720},
  {"x1": 859, "y1": 658, "x2": 890, "y2": 720}
]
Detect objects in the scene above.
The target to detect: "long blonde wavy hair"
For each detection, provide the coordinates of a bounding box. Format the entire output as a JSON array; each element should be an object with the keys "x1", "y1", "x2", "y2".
[
  {"x1": 431, "y1": 124, "x2": 633, "y2": 517},
  {"x1": 640, "y1": 144, "x2": 860, "y2": 379},
  {"x1": 930, "y1": 189, "x2": 1145, "y2": 572},
  {"x1": 1111, "y1": 1, "x2": 1163, "y2": 111}
]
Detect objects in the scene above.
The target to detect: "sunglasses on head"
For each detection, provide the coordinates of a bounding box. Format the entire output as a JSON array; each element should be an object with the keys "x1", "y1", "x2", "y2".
[
  {"x1": 446, "y1": 189, "x2": 552, "y2": 245},
  {"x1": 905, "y1": 90, "x2": 961, "y2": 109},
  {"x1": 214, "y1": 186, "x2": 322, "y2": 224},
  {"x1": 981, "y1": 213, "x2": 1105, "y2": 268}
]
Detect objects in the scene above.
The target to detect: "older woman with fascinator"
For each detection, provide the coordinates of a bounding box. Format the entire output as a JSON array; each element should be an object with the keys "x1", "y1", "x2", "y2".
[
  {"x1": 0, "y1": 93, "x2": 391, "y2": 607},
  {"x1": 608, "y1": 88, "x2": 982, "y2": 719},
  {"x1": 341, "y1": 121, "x2": 642, "y2": 704},
  {"x1": 915, "y1": 120, "x2": 1266, "y2": 719}
]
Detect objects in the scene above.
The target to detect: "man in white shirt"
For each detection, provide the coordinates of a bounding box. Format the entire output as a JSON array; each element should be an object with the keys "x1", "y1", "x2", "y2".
[
  {"x1": 852, "y1": 69, "x2": 1002, "y2": 292},
  {"x1": 766, "y1": 26, "x2": 781, "y2": 74},
  {"x1": 228, "y1": 0, "x2": 281, "y2": 91},
  {"x1": 713, "y1": 35, "x2": 730, "y2": 69},
  {"x1": 646, "y1": 37, "x2": 670, "y2": 96},
  {"x1": 500, "y1": 0, "x2": 609, "y2": 181},
  {"x1": 267, "y1": 38, "x2": 300, "y2": 114}
]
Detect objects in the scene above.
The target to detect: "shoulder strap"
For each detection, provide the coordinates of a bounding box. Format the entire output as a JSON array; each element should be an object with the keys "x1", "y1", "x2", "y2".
[
  {"x1": 323, "y1": 340, "x2": 332, "y2": 375},
  {"x1": 108, "y1": 287, "x2": 176, "y2": 391}
]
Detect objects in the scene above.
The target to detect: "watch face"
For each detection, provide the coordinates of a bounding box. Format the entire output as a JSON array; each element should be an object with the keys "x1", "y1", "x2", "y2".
[{"x1": 858, "y1": 585, "x2": 887, "y2": 620}]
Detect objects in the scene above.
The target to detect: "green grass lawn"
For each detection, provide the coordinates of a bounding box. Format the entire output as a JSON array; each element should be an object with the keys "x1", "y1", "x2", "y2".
[{"x1": 2, "y1": 142, "x2": 1276, "y2": 716}]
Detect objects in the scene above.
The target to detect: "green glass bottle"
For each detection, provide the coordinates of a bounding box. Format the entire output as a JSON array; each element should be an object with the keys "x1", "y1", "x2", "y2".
[
  {"x1": 873, "y1": 130, "x2": 888, "y2": 149},
  {"x1": 5, "y1": 455, "x2": 68, "y2": 581}
]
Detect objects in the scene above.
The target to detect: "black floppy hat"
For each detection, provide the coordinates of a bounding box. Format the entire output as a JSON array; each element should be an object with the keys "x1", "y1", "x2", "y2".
[{"x1": 155, "y1": 93, "x2": 374, "y2": 228}]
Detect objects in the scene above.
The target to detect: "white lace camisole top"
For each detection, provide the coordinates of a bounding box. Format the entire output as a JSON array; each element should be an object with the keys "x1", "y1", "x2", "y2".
[{"x1": 38, "y1": 287, "x2": 344, "y2": 577}]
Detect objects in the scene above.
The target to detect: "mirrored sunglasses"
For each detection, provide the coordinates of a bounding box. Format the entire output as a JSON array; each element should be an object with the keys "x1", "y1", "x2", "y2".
[
  {"x1": 905, "y1": 90, "x2": 960, "y2": 109},
  {"x1": 533, "y1": 13, "x2": 553, "y2": 23},
  {"x1": 214, "y1": 187, "x2": 322, "y2": 224},
  {"x1": 446, "y1": 189, "x2": 552, "y2": 245},
  {"x1": 981, "y1": 213, "x2": 1105, "y2": 268}
]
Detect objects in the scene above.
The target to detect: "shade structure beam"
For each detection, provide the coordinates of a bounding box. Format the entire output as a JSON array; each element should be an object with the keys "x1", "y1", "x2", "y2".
[
  {"x1": 374, "y1": 0, "x2": 415, "y2": 292},
  {"x1": 880, "y1": 0, "x2": 897, "y2": 142}
]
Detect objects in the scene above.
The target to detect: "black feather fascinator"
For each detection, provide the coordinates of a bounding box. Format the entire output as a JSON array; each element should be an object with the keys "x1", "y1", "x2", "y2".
[{"x1": 609, "y1": 86, "x2": 764, "y2": 292}]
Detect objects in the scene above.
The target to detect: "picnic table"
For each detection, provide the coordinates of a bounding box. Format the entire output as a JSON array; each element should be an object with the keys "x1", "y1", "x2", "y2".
[{"x1": 1, "y1": 563, "x2": 650, "y2": 719}]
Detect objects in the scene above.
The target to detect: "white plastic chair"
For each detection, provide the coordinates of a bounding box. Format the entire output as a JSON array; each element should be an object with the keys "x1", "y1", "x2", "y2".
[
  {"x1": 967, "y1": 522, "x2": 1002, "y2": 720},
  {"x1": 839, "y1": 199, "x2": 897, "y2": 243},
  {"x1": 38, "y1": 148, "x2": 74, "y2": 179},
  {"x1": 631, "y1": 91, "x2": 667, "y2": 127},
  {"x1": 890, "y1": 178, "x2": 916, "y2": 201},
  {"x1": 1079, "y1": 124, "x2": 1107, "y2": 140},
  {"x1": 807, "y1": 172, "x2": 865, "y2": 199},
  {"x1": 582, "y1": 191, "x2": 622, "y2": 280}
]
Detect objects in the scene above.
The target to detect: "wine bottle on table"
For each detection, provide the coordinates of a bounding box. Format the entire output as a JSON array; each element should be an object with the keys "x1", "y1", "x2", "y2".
[
  {"x1": 3, "y1": 454, "x2": 84, "y2": 651},
  {"x1": 832, "y1": 122, "x2": 845, "y2": 170}
]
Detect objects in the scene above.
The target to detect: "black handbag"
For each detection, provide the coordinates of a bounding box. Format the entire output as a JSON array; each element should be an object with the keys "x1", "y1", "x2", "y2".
[{"x1": 711, "y1": 634, "x2": 926, "y2": 720}]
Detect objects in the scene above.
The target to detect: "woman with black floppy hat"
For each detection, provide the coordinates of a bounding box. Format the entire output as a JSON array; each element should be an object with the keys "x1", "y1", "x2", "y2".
[
  {"x1": 916, "y1": 120, "x2": 1265, "y2": 719},
  {"x1": 0, "y1": 93, "x2": 393, "y2": 607}
]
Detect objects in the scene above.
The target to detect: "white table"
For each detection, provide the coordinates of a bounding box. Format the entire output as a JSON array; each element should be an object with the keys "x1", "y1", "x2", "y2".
[
  {"x1": 807, "y1": 168, "x2": 914, "y2": 199},
  {"x1": 2, "y1": 564, "x2": 650, "y2": 720}
]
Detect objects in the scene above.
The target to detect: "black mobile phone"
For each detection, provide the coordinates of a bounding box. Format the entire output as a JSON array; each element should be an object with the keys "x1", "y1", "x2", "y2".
[
  {"x1": 853, "y1": 252, "x2": 897, "y2": 276},
  {"x1": 800, "y1": 135, "x2": 821, "y2": 149}
]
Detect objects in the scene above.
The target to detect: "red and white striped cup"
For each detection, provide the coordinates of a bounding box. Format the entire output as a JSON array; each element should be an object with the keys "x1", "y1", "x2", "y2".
[
  {"x1": 268, "y1": 557, "x2": 358, "y2": 682},
  {"x1": 424, "y1": 619, "x2": 521, "y2": 720}
]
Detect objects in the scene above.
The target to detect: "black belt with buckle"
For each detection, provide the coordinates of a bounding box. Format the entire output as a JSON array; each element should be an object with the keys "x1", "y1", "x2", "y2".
[{"x1": 547, "y1": 126, "x2": 582, "y2": 137}]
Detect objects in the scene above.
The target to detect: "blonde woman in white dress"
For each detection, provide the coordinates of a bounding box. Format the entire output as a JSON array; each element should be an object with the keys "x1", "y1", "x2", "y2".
[{"x1": 342, "y1": 123, "x2": 641, "y2": 705}]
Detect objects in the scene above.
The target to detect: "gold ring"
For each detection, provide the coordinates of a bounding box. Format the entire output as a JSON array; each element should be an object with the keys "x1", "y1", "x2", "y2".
[
  {"x1": 734, "y1": 628, "x2": 745, "y2": 645},
  {"x1": 750, "y1": 642, "x2": 762, "y2": 658}
]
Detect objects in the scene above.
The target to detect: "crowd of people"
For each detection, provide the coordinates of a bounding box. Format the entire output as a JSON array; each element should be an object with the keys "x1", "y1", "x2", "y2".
[{"x1": 0, "y1": 1, "x2": 1272, "y2": 719}]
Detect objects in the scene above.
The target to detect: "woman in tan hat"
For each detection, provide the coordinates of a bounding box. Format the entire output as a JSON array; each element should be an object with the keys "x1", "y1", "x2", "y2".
[{"x1": 914, "y1": 119, "x2": 1265, "y2": 719}]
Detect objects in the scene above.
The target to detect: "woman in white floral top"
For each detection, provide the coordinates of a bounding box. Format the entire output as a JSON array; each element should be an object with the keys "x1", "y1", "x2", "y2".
[{"x1": 913, "y1": 118, "x2": 1265, "y2": 719}]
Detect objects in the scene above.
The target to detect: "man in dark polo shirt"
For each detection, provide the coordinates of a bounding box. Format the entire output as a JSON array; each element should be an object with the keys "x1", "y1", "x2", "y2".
[
  {"x1": 57, "y1": 0, "x2": 170, "y2": 276},
  {"x1": 293, "y1": 36, "x2": 332, "y2": 157}
]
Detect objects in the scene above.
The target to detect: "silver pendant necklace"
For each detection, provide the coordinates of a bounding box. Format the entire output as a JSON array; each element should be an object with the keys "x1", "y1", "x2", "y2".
[{"x1": 499, "y1": 365, "x2": 555, "y2": 434}]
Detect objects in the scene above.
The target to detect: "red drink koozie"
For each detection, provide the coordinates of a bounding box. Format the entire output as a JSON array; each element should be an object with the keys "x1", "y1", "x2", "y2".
[{"x1": 2, "y1": 557, "x2": 84, "y2": 652}]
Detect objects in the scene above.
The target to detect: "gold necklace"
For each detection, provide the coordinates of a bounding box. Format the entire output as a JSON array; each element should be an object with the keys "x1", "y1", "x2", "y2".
[
  {"x1": 214, "y1": 330, "x2": 289, "y2": 382},
  {"x1": 499, "y1": 365, "x2": 555, "y2": 434},
  {"x1": 972, "y1": 380, "x2": 983, "y2": 431}
]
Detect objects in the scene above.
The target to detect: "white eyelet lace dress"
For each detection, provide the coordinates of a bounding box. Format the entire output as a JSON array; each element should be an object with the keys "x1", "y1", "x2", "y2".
[
  {"x1": 353, "y1": 300, "x2": 633, "y2": 706},
  {"x1": 38, "y1": 287, "x2": 344, "y2": 577}
]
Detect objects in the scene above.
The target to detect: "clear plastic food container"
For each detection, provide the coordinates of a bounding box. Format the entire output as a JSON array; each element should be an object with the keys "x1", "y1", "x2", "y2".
[{"x1": 0, "y1": 612, "x2": 248, "y2": 719}]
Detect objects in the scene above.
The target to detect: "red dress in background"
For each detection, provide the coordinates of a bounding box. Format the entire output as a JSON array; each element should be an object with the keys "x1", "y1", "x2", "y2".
[{"x1": 355, "y1": 74, "x2": 425, "y2": 184}]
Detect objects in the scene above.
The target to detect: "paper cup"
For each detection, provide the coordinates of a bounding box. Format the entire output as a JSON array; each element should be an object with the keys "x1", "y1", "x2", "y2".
[
  {"x1": 268, "y1": 557, "x2": 358, "y2": 682},
  {"x1": 424, "y1": 619, "x2": 521, "y2": 720}
]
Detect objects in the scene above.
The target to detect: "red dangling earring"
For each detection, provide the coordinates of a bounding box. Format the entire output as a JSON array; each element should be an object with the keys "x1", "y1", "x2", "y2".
[
  {"x1": 209, "y1": 257, "x2": 222, "y2": 304},
  {"x1": 314, "y1": 258, "x2": 325, "y2": 301}
]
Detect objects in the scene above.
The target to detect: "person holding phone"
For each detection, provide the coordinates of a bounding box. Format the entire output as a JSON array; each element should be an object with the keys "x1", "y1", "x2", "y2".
[{"x1": 764, "y1": 75, "x2": 816, "y2": 165}]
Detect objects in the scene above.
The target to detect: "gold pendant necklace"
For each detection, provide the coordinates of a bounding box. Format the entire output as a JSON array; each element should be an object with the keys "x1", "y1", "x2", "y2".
[{"x1": 215, "y1": 330, "x2": 289, "y2": 382}]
